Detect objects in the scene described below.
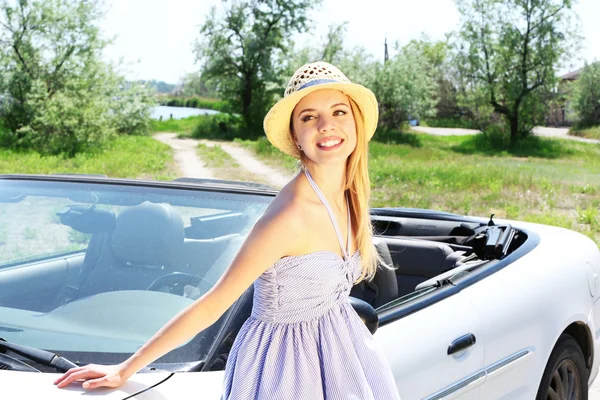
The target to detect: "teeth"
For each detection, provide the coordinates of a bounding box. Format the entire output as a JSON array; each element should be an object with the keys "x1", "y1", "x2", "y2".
[{"x1": 318, "y1": 139, "x2": 341, "y2": 148}]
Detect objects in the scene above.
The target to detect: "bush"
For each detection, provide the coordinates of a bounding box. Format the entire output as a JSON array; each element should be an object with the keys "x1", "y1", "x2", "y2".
[
  {"x1": 0, "y1": 0, "x2": 156, "y2": 156},
  {"x1": 111, "y1": 83, "x2": 157, "y2": 136},
  {"x1": 161, "y1": 96, "x2": 231, "y2": 112},
  {"x1": 480, "y1": 123, "x2": 512, "y2": 149},
  {"x1": 191, "y1": 113, "x2": 244, "y2": 140},
  {"x1": 9, "y1": 77, "x2": 117, "y2": 156},
  {"x1": 571, "y1": 62, "x2": 600, "y2": 126}
]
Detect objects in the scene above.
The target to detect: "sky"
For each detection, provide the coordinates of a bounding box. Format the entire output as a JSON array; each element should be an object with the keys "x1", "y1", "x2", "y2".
[{"x1": 99, "y1": 0, "x2": 600, "y2": 84}]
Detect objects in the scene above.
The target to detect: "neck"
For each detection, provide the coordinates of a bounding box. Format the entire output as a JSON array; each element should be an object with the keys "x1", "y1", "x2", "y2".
[{"x1": 304, "y1": 163, "x2": 347, "y2": 209}]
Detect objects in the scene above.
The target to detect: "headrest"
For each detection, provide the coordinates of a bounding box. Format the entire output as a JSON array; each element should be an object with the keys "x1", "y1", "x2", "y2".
[
  {"x1": 57, "y1": 206, "x2": 116, "y2": 234},
  {"x1": 387, "y1": 238, "x2": 454, "y2": 277},
  {"x1": 112, "y1": 201, "x2": 184, "y2": 268}
]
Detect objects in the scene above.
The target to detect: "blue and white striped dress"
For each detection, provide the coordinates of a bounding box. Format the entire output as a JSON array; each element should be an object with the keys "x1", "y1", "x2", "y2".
[{"x1": 222, "y1": 170, "x2": 400, "y2": 399}]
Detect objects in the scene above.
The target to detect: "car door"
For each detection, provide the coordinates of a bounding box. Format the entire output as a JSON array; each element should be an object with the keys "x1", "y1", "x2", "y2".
[
  {"x1": 456, "y1": 229, "x2": 593, "y2": 400},
  {"x1": 374, "y1": 288, "x2": 485, "y2": 400}
]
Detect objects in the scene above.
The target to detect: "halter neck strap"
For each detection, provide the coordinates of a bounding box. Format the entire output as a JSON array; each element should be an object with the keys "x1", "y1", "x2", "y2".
[{"x1": 303, "y1": 169, "x2": 351, "y2": 259}]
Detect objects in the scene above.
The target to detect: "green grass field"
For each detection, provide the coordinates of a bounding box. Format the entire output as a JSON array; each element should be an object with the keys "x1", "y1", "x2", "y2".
[
  {"x1": 135, "y1": 113, "x2": 600, "y2": 245},
  {"x1": 0, "y1": 135, "x2": 177, "y2": 180},
  {"x1": 239, "y1": 132, "x2": 600, "y2": 245}
]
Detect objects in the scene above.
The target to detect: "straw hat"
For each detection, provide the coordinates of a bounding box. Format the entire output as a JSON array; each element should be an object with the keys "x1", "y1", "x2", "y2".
[{"x1": 263, "y1": 61, "x2": 378, "y2": 159}]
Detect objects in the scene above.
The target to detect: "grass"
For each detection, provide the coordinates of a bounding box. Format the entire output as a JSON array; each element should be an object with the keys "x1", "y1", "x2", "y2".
[
  {"x1": 150, "y1": 115, "x2": 205, "y2": 137},
  {"x1": 570, "y1": 125, "x2": 600, "y2": 140},
  {"x1": 235, "y1": 137, "x2": 301, "y2": 173},
  {"x1": 0, "y1": 135, "x2": 177, "y2": 180},
  {"x1": 196, "y1": 143, "x2": 271, "y2": 185},
  {"x1": 239, "y1": 131, "x2": 600, "y2": 246}
]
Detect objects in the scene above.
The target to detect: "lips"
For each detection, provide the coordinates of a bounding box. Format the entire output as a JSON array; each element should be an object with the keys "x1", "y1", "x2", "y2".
[{"x1": 317, "y1": 136, "x2": 344, "y2": 149}]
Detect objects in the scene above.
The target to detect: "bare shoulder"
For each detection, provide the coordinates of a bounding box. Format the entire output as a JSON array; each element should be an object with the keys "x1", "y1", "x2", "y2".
[{"x1": 251, "y1": 184, "x2": 311, "y2": 257}]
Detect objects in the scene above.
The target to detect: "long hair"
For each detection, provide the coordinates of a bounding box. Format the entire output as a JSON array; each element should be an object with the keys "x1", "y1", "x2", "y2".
[{"x1": 294, "y1": 96, "x2": 380, "y2": 282}]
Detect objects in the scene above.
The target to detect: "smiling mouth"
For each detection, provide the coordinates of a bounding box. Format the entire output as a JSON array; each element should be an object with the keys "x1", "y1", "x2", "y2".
[{"x1": 317, "y1": 138, "x2": 344, "y2": 148}]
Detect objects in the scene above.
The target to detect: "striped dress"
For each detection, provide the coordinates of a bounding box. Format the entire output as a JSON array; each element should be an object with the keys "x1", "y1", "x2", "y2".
[{"x1": 222, "y1": 169, "x2": 400, "y2": 399}]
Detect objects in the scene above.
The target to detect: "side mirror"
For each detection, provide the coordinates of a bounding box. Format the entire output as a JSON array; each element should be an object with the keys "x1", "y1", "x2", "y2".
[{"x1": 349, "y1": 296, "x2": 379, "y2": 334}]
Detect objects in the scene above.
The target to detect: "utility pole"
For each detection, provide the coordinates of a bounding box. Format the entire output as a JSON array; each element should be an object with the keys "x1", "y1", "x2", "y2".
[{"x1": 384, "y1": 36, "x2": 389, "y2": 63}]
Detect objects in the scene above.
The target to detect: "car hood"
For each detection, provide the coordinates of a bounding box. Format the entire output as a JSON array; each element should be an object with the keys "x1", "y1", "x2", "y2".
[
  {"x1": 2, "y1": 370, "x2": 225, "y2": 399},
  {"x1": 0, "y1": 290, "x2": 193, "y2": 352}
]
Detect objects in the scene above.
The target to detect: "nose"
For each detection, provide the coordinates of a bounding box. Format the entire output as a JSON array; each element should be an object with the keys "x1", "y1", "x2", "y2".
[{"x1": 317, "y1": 113, "x2": 335, "y2": 132}]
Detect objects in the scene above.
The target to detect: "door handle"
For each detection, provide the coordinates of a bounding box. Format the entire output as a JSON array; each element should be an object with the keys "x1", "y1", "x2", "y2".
[{"x1": 448, "y1": 333, "x2": 476, "y2": 355}]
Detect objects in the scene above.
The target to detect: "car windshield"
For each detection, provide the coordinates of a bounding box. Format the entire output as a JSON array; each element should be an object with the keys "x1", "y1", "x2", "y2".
[{"x1": 0, "y1": 178, "x2": 271, "y2": 368}]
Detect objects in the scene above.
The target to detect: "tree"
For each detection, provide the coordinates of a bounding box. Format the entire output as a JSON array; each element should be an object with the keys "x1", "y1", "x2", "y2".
[
  {"x1": 454, "y1": 0, "x2": 578, "y2": 145},
  {"x1": 404, "y1": 36, "x2": 460, "y2": 119},
  {"x1": 370, "y1": 44, "x2": 439, "y2": 130},
  {"x1": 0, "y1": 0, "x2": 155, "y2": 155},
  {"x1": 176, "y1": 72, "x2": 219, "y2": 98},
  {"x1": 288, "y1": 25, "x2": 437, "y2": 130},
  {"x1": 194, "y1": 0, "x2": 320, "y2": 135},
  {"x1": 283, "y1": 22, "x2": 375, "y2": 87},
  {"x1": 571, "y1": 62, "x2": 600, "y2": 126}
]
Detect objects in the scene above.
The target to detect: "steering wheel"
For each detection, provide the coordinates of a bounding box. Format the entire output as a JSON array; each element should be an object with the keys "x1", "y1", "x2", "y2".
[{"x1": 147, "y1": 272, "x2": 203, "y2": 296}]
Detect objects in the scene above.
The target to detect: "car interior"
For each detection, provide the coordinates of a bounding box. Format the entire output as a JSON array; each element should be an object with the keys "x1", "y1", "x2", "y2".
[
  {"x1": 0, "y1": 186, "x2": 530, "y2": 372},
  {"x1": 0, "y1": 198, "x2": 526, "y2": 316}
]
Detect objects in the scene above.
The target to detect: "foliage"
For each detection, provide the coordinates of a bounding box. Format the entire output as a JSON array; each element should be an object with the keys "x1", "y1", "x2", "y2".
[
  {"x1": 404, "y1": 36, "x2": 461, "y2": 119},
  {"x1": 176, "y1": 71, "x2": 219, "y2": 98},
  {"x1": 288, "y1": 24, "x2": 438, "y2": 130},
  {"x1": 112, "y1": 82, "x2": 157, "y2": 136},
  {"x1": 569, "y1": 125, "x2": 600, "y2": 140},
  {"x1": 159, "y1": 96, "x2": 230, "y2": 112},
  {"x1": 453, "y1": 0, "x2": 578, "y2": 145},
  {"x1": 370, "y1": 45, "x2": 439, "y2": 130},
  {"x1": 0, "y1": 0, "x2": 155, "y2": 156},
  {"x1": 571, "y1": 62, "x2": 600, "y2": 126},
  {"x1": 194, "y1": 0, "x2": 320, "y2": 134},
  {"x1": 191, "y1": 113, "x2": 243, "y2": 140},
  {"x1": 283, "y1": 22, "x2": 375, "y2": 88}
]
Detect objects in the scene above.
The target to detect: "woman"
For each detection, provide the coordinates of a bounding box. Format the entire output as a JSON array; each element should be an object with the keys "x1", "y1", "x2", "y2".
[{"x1": 54, "y1": 61, "x2": 401, "y2": 399}]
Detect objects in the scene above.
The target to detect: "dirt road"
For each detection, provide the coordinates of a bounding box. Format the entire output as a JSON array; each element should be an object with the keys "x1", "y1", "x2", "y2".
[{"x1": 153, "y1": 133, "x2": 292, "y2": 188}]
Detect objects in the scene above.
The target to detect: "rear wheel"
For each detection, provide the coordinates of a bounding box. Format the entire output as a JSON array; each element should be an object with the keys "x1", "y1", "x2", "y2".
[{"x1": 536, "y1": 334, "x2": 588, "y2": 400}]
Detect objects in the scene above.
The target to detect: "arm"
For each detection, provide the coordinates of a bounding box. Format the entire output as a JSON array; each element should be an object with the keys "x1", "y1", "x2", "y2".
[{"x1": 54, "y1": 201, "x2": 305, "y2": 389}]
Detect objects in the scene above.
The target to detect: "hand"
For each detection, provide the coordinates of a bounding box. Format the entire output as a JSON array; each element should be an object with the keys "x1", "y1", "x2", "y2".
[{"x1": 53, "y1": 363, "x2": 130, "y2": 390}]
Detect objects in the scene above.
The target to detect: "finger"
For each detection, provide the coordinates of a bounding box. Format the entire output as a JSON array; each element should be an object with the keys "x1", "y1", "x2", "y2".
[
  {"x1": 57, "y1": 370, "x2": 103, "y2": 388},
  {"x1": 83, "y1": 376, "x2": 110, "y2": 390},
  {"x1": 54, "y1": 366, "x2": 86, "y2": 385}
]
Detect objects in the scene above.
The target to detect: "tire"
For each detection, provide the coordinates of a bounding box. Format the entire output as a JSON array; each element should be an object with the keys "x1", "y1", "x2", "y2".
[{"x1": 536, "y1": 333, "x2": 588, "y2": 400}]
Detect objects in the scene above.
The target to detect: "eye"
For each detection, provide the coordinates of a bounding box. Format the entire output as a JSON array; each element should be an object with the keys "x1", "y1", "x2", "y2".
[
  {"x1": 301, "y1": 114, "x2": 315, "y2": 122},
  {"x1": 333, "y1": 109, "x2": 347, "y2": 116}
]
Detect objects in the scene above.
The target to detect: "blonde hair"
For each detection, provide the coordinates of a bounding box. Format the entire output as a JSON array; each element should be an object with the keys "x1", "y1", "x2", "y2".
[{"x1": 294, "y1": 96, "x2": 381, "y2": 283}]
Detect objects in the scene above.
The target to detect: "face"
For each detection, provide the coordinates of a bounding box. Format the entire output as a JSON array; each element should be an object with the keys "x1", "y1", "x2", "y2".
[{"x1": 291, "y1": 89, "x2": 357, "y2": 166}]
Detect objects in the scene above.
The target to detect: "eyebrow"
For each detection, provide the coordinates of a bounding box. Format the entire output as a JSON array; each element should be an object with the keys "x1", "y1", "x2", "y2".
[{"x1": 297, "y1": 102, "x2": 350, "y2": 116}]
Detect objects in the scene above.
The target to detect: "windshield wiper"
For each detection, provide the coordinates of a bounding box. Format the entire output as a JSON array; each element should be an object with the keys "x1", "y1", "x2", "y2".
[{"x1": 0, "y1": 338, "x2": 78, "y2": 372}]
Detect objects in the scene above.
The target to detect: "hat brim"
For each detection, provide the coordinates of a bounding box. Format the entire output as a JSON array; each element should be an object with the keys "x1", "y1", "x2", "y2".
[{"x1": 263, "y1": 82, "x2": 378, "y2": 159}]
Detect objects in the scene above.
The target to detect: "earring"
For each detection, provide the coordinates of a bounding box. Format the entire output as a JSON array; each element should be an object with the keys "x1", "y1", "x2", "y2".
[{"x1": 297, "y1": 144, "x2": 302, "y2": 150}]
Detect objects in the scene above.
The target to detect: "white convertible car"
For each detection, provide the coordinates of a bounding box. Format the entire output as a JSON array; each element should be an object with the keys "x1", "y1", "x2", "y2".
[{"x1": 1, "y1": 174, "x2": 599, "y2": 400}]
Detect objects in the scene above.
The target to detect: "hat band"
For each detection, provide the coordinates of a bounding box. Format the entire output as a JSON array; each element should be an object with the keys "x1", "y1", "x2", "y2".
[{"x1": 297, "y1": 78, "x2": 338, "y2": 91}]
